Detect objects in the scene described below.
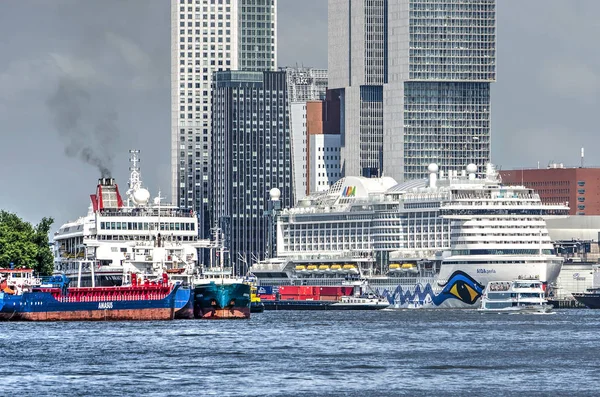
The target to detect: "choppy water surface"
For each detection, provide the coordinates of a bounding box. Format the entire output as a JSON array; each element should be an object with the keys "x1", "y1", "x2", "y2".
[{"x1": 1, "y1": 309, "x2": 600, "y2": 396}]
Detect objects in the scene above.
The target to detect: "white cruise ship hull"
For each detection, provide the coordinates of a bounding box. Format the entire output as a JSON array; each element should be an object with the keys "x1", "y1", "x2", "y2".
[
  {"x1": 370, "y1": 258, "x2": 563, "y2": 309},
  {"x1": 438, "y1": 256, "x2": 563, "y2": 286}
]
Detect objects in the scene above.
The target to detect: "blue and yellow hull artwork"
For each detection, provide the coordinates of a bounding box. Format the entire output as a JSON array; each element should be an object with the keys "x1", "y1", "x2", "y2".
[{"x1": 378, "y1": 271, "x2": 486, "y2": 309}]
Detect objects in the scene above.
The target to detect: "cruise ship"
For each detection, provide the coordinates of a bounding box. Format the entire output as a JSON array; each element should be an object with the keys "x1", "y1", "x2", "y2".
[
  {"x1": 52, "y1": 150, "x2": 209, "y2": 290},
  {"x1": 253, "y1": 163, "x2": 568, "y2": 308}
]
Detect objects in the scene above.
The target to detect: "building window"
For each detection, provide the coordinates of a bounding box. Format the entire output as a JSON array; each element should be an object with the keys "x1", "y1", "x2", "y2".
[
  {"x1": 578, "y1": 181, "x2": 585, "y2": 186},
  {"x1": 578, "y1": 205, "x2": 585, "y2": 210},
  {"x1": 578, "y1": 189, "x2": 585, "y2": 194},
  {"x1": 578, "y1": 197, "x2": 585, "y2": 202}
]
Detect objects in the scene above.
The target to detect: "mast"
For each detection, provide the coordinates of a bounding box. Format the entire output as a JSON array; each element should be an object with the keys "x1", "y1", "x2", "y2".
[
  {"x1": 220, "y1": 229, "x2": 225, "y2": 285},
  {"x1": 127, "y1": 149, "x2": 141, "y2": 207}
]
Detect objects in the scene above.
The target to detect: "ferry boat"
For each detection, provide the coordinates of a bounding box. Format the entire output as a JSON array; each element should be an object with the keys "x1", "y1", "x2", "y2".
[
  {"x1": 52, "y1": 150, "x2": 209, "y2": 318},
  {"x1": 329, "y1": 293, "x2": 390, "y2": 310},
  {"x1": 253, "y1": 163, "x2": 568, "y2": 309},
  {"x1": 193, "y1": 229, "x2": 251, "y2": 319},
  {"x1": 0, "y1": 268, "x2": 190, "y2": 321},
  {"x1": 479, "y1": 279, "x2": 554, "y2": 313}
]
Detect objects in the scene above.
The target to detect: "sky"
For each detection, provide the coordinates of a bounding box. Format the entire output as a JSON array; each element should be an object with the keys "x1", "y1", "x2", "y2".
[{"x1": 0, "y1": 0, "x2": 598, "y2": 232}]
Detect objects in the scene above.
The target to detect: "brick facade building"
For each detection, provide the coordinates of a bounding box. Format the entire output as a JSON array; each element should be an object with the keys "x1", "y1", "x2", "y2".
[{"x1": 499, "y1": 166, "x2": 600, "y2": 215}]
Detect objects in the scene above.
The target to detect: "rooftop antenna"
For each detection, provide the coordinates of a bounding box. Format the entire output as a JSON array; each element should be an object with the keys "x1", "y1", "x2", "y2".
[{"x1": 581, "y1": 147, "x2": 585, "y2": 168}]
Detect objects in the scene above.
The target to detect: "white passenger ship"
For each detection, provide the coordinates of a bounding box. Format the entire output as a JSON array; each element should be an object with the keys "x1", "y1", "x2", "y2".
[
  {"x1": 53, "y1": 151, "x2": 208, "y2": 287},
  {"x1": 253, "y1": 163, "x2": 568, "y2": 308},
  {"x1": 479, "y1": 279, "x2": 553, "y2": 313}
]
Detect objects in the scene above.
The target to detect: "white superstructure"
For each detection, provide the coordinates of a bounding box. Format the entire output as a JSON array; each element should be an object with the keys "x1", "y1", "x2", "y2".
[
  {"x1": 254, "y1": 163, "x2": 569, "y2": 308},
  {"x1": 479, "y1": 279, "x2": 553, "y2": 313},
  {"x1": 53, "y1": 150, "x2": 209, "y2": 288}
]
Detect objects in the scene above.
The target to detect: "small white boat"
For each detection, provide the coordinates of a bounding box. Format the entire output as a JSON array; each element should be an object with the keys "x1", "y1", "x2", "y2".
[
  {"x1": 330, "y1": 293, "x2": 390, "y2": 310},
  {"x1": 479, "y1": 279, "x2": 554, "y2": 313}
]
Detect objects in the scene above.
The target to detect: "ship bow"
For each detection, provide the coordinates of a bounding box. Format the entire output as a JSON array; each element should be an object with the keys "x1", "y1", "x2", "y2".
[{"x1": 194, "y1": 283, "x2": 250, "y2": 319}]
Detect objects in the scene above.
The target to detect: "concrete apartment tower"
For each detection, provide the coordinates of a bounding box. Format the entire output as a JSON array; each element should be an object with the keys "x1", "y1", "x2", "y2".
[
  {"x1": 282, "y1": 66, "x2": 328, "y2": 201},
  {"x1": 171, "y1": 0, "x2": 277, "y2": 239},
  {"x1": 328, "y1": 0, "x2": 496, "y2": 181}
]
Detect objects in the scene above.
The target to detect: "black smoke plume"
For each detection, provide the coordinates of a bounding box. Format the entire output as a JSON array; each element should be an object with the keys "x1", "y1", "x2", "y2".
[{"x1": 46, "y1": 76, "x2": 118, "y2": 178}]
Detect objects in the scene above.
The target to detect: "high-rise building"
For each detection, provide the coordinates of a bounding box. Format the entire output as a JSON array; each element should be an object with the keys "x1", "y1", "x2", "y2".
[
  {"x1": 211, "y1": 70, "x2": 293, "y2": 270},
  {"x1": 328, "y1": 0, "x2": 496, "y2": 182},
  {"x1": 305, "y1": 91, "x2": 342, "y2": 194},
  {"x1": 170, "y1": 0, "x2": 276, "y2": 239},
  {"x1": 283, "y1": 67, "x2": 328, "y2": 201},
  {"x1": 309, "y1": 134, "x2": 342, "y2": 193}
]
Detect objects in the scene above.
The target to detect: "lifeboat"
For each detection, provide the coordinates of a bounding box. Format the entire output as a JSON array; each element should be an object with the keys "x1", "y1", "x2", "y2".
[
  {"x1": 342, "y1": 264, "x2": 359, "y2": 275},
  {"x1": 318, "y1": 265, "x2": 330, "y2": 274},
  {"x1": 166, "y1": 268, "x2": 186, "y2": 274},
  {"x1": 330, "y1": 264, "x2": 342, "y2": 274},
  {"x1": 402, "y1": 263, "x2": 418, "y2": 275},
  {"x1": 295, "y1": 265, "x2": 307, "y2": 273},
  {"x1": 388, "y1": 263, "x2": 402, "y2": 274},
  {"x1": 306, "y1": 265, "x2": 318, "y2": 273}
]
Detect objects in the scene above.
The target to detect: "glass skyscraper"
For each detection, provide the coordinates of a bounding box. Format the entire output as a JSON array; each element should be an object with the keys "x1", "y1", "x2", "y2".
[
  {"x1": 211, "y1": 71, "x2": 293, "y2": 270},
  {"x1": 328, "y1": 0, "x2": 496, "y2": 181}
]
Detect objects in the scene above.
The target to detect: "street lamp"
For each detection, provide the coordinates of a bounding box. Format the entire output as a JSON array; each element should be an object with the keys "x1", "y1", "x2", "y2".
[{"x1": 264, "y1": 188, "x2": 281, "y2": 259}]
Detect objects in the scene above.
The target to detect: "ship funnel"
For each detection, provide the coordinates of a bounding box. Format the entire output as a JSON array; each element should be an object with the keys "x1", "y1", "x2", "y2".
[
  {"x1": 99, "y1": 177, "x2": 116, "y2": 186},
  {"x1": 91, "y1": 177, "x2": 124, "y2": 212}
]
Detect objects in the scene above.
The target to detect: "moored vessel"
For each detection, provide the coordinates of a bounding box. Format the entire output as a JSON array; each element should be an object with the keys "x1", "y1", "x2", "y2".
[
  {"x1": 255, "y1": 163, "x2": 568, "y2": 309},
  {"x1": 0, "y1": 268, "x2": 190, "y2": 321},
  {"x1": 258, "y1": 282, "x2": 389, "y2": 310},
  {"x1": 52, "y1": 150, "x2": 207, "y2": 293},
  {"x1": 572, "y1": 264, "x2": 600, "y2": 308},
  {"x1": 193, "y1": 229, "x2": 251, "y2": 319},
  {"x1": 194, "y1": 280, "x2": 251, "y2": 319},
  {"x1": 50, "y1": 150, "x2": 211, "y2": 319}
]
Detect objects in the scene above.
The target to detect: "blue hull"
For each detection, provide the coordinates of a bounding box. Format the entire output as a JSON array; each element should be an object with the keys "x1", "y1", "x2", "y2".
[
  {"x1": 194, "y1": 282, "x2": 251, "y2": 319},
  {"x1": 0, "y1": 285, "x2": 191, "y2": 321}
]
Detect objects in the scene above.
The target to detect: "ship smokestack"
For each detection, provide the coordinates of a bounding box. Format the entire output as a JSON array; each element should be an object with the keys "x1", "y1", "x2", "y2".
[
  {"x1": 91, "y1": 177, "x2": 123, "y2": 212},
  {"x1": 99, "y1": 177, "x2": 116, "y2": 186}
]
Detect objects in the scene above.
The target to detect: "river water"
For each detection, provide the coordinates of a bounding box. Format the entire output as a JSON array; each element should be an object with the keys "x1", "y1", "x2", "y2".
[{"x1": 1, "y1": 309, "x2": 599, "y2": 396}]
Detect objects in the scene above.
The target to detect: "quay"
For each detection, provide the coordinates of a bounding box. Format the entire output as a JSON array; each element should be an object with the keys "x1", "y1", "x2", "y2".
[{"x1": 548, "y1": 299, "x2": 586, "y2": 309}]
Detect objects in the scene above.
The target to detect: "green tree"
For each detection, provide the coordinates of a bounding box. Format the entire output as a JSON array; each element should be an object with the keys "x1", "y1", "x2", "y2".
[{"x1": 0, "y1": 211, "x2": 54, "y2": 275}]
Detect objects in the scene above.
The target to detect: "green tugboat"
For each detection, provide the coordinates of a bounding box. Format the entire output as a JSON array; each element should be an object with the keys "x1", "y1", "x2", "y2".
[{"x1": 193, "y1": 229, "x2": 251, "y2": 319}]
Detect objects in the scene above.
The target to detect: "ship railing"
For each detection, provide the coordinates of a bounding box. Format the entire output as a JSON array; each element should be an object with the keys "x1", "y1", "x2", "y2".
[{"x1": 97, "y1": 209, "x2": 197, "y2": 218}]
